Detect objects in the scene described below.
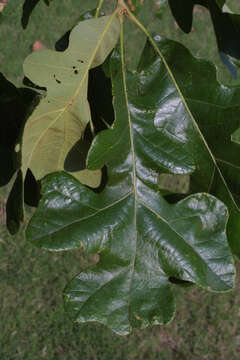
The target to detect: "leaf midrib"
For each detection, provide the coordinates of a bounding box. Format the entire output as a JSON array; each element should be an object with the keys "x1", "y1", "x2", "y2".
[
  {"x1": 119, "y1": 15, "x2": 139, "y2": 319},
  {"x1": 24, "y1": 12, "x2": 118, "y2": 173},
  {"x1": 119, "y1": 7, "x2": 233, "y2": 291},
  {"x1": 124, "y1": 6, "x2": 240, "y2": 231},
  {"x1": 137, "y1": 199, "x2": 232, "y2": 290},
  {"x1": 33, "y1": 190, "x2": 132, "y2": 241},
  {"x1": 216, "y1": 158, "x2": 240, "y2": 171},
  {"x1": 186, "y1": 97, "x2": 239, "y2": 110},
  {"x1": 71, "y1": 266, "x2": 130, "y2": 321}
]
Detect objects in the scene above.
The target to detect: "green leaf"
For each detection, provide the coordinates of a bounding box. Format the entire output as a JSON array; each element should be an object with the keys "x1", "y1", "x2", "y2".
[
  {"x1": 26, "y1": 21, "x2": 235, "y2": 334},
  {"x1": 22, "y1": 15, "x2": 120, "y2": 188},
  {"x1": 54, "y1": 9, "x2": 98, "y2": 53},
  {"x1": 158, "y1": 174, "x2": 189, "y2": 194},
  {"x1": 152, "y1": 37, "x2": 240, "y2": 256}
]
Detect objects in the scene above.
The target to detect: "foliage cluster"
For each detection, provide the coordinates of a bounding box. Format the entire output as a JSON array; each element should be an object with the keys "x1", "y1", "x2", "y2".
[{"x1": 2, "y1": 0, "x2": 240, "y2": 335}]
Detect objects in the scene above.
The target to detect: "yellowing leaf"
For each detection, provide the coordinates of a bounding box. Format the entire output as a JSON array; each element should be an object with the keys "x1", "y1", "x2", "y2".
[{"x1": 22, "y1": 14, "x2": 120, "y2": 187}]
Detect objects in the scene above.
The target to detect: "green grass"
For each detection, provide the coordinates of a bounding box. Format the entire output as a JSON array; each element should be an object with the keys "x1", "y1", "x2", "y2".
[
  {"x1": 1, "y1": 1, "x2": 240, "y2": 359},
  {"x1": 1, "y1": 224, "x2": 240, "y2": 360}
]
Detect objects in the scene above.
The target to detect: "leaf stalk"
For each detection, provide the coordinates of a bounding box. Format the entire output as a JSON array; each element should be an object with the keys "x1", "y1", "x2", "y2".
[{"x1": 95, "y1": 0, "x2": 104, "y2": 18}]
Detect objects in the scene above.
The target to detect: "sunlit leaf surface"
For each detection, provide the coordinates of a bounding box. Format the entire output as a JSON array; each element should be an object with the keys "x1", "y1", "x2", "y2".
[
  {"x1": 22, "y1": 15, "x2": 120, "y2": 187},
  {"x1": 26, "y1": 19, "x2": 235, "y2": 334}
]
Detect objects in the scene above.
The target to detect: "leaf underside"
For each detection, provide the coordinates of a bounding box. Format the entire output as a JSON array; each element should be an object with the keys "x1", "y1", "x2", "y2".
[
  {"x1": 26, "y1": 17, "x2": 235, "y2": 335},
  {"x1": 22, "y1": 15, "x2": 120, "y2": 188}
]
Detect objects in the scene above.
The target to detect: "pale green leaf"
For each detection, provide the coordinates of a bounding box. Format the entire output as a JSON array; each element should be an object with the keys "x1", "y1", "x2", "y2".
[{"x1": 22, "y1": 14, "x2": 120, "y2": 187}]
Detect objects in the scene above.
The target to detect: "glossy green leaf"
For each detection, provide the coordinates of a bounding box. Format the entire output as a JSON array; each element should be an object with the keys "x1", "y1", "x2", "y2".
[
  {"x1": 26, "y1": 21, "x2": 235, "y2": 334},
  {"x1": 22, "y1": 15, "x2": 120, "y2": 187},
  {"x1": 152, "y1": 38, "x2": 240, "y2": 257}
]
